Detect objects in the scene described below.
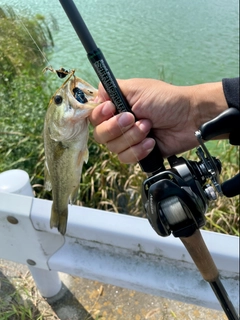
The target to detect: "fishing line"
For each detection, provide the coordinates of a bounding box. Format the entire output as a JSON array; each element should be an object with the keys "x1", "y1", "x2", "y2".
[
  {"x1": 14, "y1": 7, "x2": 145, "y2": 169},
  {"x1": 15, "y1": 11, "x2": 50, "y2": 65},
  {"x1": 59, "y1": 0, "x2": 164, "y2": 175}
]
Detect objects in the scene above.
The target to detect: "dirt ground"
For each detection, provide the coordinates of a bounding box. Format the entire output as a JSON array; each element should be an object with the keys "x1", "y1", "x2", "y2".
[{"x1": 0, "y1": 259, "x2": 230, "y2": 320}]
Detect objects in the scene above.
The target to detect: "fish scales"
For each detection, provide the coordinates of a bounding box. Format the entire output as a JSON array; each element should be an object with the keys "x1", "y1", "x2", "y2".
[{"x1": 44, "y1": 68, "x2": 99, "y2": 235}]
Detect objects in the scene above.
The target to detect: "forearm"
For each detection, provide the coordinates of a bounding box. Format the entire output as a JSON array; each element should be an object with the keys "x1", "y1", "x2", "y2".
[{"x1": 189, "y1": 81, "x2": 229, "y2": 131}]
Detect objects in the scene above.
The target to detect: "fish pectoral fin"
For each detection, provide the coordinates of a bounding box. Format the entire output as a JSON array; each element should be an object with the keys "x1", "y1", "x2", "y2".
[
  {"x1": 77, "y1": 148, "x2": 89, "y2": 167},
  {"x1": 44, "y1": 162, "x2": 52, "y2": 191},
  {"x1": 69, "y1": 185, "x2": 79, "y2": 204},
  {"x1": 83, "y1": 149, "x2": 89, "y2": 164}
]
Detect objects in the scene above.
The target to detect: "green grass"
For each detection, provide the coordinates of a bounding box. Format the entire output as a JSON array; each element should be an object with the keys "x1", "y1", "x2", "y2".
[
  {"x1": 0, "y1": 6, "x2": 55, "y2": 200},
  {"x1": 0, "y1": 268, "x2": 54, "y2": 320}
]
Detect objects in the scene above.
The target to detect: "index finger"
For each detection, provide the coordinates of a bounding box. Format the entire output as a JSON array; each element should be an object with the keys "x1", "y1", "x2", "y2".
[
  {"x1": 97, "y1": 82, "x2": 110, "y2": 101},
  {"x1": 89, "y1": 100, "x2": 116, "y2": 127}
]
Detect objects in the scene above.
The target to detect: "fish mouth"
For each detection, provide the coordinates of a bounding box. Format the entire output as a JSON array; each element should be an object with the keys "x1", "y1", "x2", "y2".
[{"x1": 69, "y1": 76, "x2": 98, "y2": 105}]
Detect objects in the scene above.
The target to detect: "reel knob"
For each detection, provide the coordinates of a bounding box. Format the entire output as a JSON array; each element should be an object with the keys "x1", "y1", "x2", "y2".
[{"x1": 204, "y1": 185, "x2": 217, "y2": 201}]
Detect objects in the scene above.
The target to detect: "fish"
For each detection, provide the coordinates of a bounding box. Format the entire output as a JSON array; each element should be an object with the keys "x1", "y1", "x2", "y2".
[{"x1": 43, "y1": 68, "x2": 99, "y2": 235}]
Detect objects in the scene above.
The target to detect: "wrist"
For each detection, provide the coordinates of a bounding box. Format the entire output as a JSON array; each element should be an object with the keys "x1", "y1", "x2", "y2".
[{"x1": 188, "y1": 82, "x2": 229, "y2": 130}]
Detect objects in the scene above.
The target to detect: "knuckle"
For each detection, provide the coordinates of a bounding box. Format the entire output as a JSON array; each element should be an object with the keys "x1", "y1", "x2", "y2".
[{"x1": 93, "y1": 130, "x2": 103, "y2": 144}]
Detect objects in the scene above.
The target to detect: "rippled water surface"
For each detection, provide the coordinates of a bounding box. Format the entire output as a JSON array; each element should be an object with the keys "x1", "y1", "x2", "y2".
[{"x1": 2, "y1": 0, "x2": 239, "y2": 85}]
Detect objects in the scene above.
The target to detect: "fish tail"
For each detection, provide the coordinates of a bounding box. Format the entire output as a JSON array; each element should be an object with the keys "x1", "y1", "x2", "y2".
[{"x1": 50, "y1": 204, "x2": 68, "y2": 236}]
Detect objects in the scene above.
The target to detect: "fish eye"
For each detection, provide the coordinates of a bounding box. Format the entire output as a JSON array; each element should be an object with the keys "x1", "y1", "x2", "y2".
[{"x1": 54, "y1": 95, "x2": 63, "y2": 105}]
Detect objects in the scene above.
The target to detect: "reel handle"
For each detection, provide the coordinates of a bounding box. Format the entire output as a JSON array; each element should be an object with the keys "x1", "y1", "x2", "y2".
[{"x1": 200, "y1": 107, "x2": 240, "y2": 141}]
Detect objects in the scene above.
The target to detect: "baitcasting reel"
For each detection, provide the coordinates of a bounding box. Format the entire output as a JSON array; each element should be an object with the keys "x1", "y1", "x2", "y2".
[{"x1": 142, "y1": 108, "x2": 240, "y2": 238}]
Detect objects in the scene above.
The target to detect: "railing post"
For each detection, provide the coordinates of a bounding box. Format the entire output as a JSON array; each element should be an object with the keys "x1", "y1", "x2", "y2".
[
  {"x1": 0, "y1": 169, "x2": 62, "y2": 298},
  {"x1": 27, "y1": 264, "x2": 62, "y2": 298}
]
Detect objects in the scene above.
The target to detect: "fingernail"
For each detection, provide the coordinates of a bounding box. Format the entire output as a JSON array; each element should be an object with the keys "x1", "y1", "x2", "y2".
[
  {"x1": 142, "y1": 138, "x2": 155, "y2": 152},
  {"x1": 118, "y1": 112, "x2": 134, "y2": 127},
  {"x1": 102, "y1": 101, "x2": 115, "y2": 116},
  {"x1": 93, "y1": 96, "x2": 101, "y2": 103},
  {"x1": 138, "y1": 120, "x2": 152, "y2": 134}
]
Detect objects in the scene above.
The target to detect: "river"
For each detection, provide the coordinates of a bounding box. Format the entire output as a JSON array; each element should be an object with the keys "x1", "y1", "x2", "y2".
[{"x1": 1, "y1": 0, "x2": 239, "y2": 86}]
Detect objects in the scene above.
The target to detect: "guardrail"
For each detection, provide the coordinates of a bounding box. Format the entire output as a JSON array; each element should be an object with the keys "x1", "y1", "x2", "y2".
[{"x1": 0, "y1": 169, "x2": 239, "y2": 311}]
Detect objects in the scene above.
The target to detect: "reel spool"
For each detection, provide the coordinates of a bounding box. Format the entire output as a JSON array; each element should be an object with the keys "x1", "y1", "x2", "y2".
[
  {"x1": 142, "y1": 152, "x2": 221, "y2": 238},
  {"x1": 160, "y1": 196, "x2": 189, "y2": 226}
]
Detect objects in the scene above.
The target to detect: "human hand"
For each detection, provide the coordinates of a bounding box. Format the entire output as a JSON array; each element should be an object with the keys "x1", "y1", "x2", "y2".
[{"x1": 90, "y1": 79, "x2": 228, "y2": 163}]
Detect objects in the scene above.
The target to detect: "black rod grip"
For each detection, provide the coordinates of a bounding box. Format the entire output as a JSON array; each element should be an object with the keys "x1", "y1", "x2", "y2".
[
  {"x1": 87, "y1": 48, "x2": 133, "y2": 114},
  {"x1": 221, "y1": 173, "x2": 240, "y2": 198},
  {"x1": 88, "y1": 48, "x2": 164, "y2": 173},
  {"x1": 200, "y1": 108, "x2": 240, "y2": 141},
  {"x1": 59, "y1": 0, "x2": 164, "y2": 174}
]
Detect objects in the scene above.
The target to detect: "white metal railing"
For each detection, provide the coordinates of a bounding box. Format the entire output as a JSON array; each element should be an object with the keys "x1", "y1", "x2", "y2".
[{"x1": 0, "y1": 169, "x2": 239, "y2": 311}]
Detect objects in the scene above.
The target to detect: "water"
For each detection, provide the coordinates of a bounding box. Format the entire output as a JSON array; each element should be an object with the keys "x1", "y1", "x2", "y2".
[{"x1": 1, "y1": 0, "x2": 239, "y2": 86}]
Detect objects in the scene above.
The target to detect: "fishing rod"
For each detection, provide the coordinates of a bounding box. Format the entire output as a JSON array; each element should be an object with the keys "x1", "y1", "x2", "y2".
[
  {"x1": 58, "y1": 1, "x2": 239, "y2": 319},
  {"x1": 58, "y1": 0, "x2": 164, "y2": 176}
]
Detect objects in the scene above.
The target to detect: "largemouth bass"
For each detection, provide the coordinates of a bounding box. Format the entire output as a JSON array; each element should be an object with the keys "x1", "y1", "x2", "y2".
[{"x1": 44, "y1": 68, "x2": 99, "y2": 235}]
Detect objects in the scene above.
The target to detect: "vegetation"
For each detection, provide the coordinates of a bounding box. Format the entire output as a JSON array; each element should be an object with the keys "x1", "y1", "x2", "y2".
[
  {"x1": 0, "y1": 7, "x2": 55, "y2": 194},
  {"x1": 0, "y1": 6, "x2": 55, "y2": 83},
  {"x1": 0, "y1": 265, "x2": 60, "y2": 320}
]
